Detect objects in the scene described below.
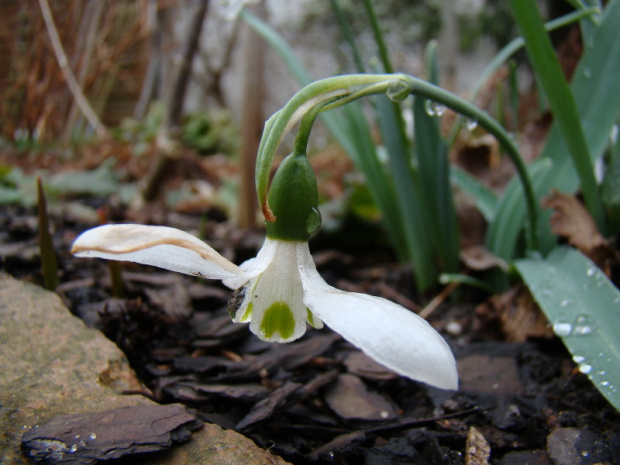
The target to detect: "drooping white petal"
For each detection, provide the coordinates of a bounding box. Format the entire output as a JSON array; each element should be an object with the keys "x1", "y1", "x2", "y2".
[
  {"x1": 297, "y1": 244, "x2": 458, "y2": 390},
  {"x1": 71, "y1": 224, "x2": 243, "y2": 280}
]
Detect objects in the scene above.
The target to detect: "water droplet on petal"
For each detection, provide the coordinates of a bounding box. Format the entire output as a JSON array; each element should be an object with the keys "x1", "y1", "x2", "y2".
[
  {"x1": 89, "y1": 433, "x2": 97, "y2": 440},
  {"x1": 586, "y1": 267, "x2": 596, "y2": 277},
  {"x1": 573, "y1": 355, "x2": 585, "y2": 364}
]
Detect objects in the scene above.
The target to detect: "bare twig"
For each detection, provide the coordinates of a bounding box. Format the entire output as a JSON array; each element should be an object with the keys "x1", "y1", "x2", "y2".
[
  {"x1": 38, "y1": 0, "x2": 109, "y2": 139},
  {"x1": 237, "y1": 0, "x2": 265, "y2": 228},
  {"x1": 139, "y1": 0, "x2": 210, "y2": 203},
  {"x1": 62, "y1": 0, "x2": 105, "y2": 141},
  {"x1": 168, "y1": 0, "x2": 211, "y2": 129}
]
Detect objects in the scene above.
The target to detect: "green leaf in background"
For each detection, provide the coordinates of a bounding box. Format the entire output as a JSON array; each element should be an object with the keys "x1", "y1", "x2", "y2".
[
  {"x1": 515, "y1": 247, "x2": 620, "y2": 411},
  {"x1": 451, "y1": 167, "x2": 498, "y2": 222},
  {"x1": 47, "y1": 160, "x2": 120, "y2": 197},
  {"x1": 414, "y1": 96, "x2": 460, "y2": 273},
  {"x1": 510, "y1": 0, "x2": 604, "y2": 229},
  {"x1": 486, "y1": 158, "x2": 553, "y2": 259},
  {"x1": 376, "y1": 94, "x2": 437, "y2": 291},
  {"x1": 487, "y1": 0, "x2": 620, "y2": 259},
  {"x1": 601, "y1": 137, "x2": 620, "y2": 234}
]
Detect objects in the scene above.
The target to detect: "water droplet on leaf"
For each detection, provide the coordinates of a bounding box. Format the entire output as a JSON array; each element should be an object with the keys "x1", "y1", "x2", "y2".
[
  {"x1": 465, "y1": 118, "x2": 478, "y2": 131},
  {"x1": 572, "y1": 314, "x2": 596, "y2": 335},
  {"x1": 387, "y1": 79, "x2": 410, "y2": 102},
  {"x1": 553, "y1": 320, "x2": 572, "y2": 337}
]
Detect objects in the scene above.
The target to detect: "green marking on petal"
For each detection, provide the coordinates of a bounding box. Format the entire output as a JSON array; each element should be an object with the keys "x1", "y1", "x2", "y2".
[
  {"x1": 239, "y1": 302, "x2": 253, "y2": 322},
  {"x1": 260, "y1": 301, "x2": 295, "y2": 340},
  {"x1": 306, "y1": 308, "x2": 319, "y2": 328}
]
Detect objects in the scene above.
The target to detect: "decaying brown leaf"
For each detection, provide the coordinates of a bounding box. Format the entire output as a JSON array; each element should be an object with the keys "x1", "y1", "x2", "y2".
[
  {"x1": 476, "y1": 285, "x2": 554, "y2": 342},
  {"x1": 466, "y1": 426, "x2": 491, "y2": 465},
  {"x1": 460, "y1": 245, "x2": 508, "y2": 271},
  {"x1": 324, "y1": 374, "x2": 398, "y2": 421},
  {"x1": 542, "y1": 190, "x2": 619, "y2": 272}
]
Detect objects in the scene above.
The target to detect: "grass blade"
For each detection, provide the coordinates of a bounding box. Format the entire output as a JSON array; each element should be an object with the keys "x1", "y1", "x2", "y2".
[
  {"x1": 510, "y1": 0, "x2": 604, "y2": 229},
  {"x1": 376, "y1": 95, "x2": 437, "y2": 291},
  {"x1": 451, "y1": 167, "x2": 498, "y2": 222},
  {"x1": 414, "y1": 96, "x2": 459, "y2": 272},
  {"x1": 37, "y1": 177, "x2": 59, "y2": 291}
]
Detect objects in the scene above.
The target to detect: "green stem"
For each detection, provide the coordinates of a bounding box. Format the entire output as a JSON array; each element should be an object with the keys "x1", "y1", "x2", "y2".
[
  {"x1": 295, "y1": 98, "x2": 338, "y2": 154},
  {"x1": 255, "y1": 73, "x2": 404, "y2": 219},
  {"x1": 256, "y1": 73, "x2": 539, "y2": 250}
]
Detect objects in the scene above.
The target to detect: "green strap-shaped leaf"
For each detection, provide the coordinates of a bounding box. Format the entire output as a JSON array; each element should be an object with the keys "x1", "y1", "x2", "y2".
[
  {"x1": 515, "y1": 247, "x2": 620, "y2": 411},
  {"x1": 451, "y1": 167, "x2": 498, "y2": 222},
  {"x1": 511, "y1": 0, "x2": 604, "y2": 229},
  {"x1": 487, "y1": 0, "x2": 620, "y2": 259}
]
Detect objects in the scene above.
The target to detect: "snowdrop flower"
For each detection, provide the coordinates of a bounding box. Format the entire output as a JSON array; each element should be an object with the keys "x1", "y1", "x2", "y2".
[{"x1": 72, "y1": 153, "x2": 458, "y2": 390}]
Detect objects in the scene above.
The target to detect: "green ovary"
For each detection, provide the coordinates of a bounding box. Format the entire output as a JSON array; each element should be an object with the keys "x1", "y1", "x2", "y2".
[{"x1": 260, "y1": 301, "x2": 295, "y2": 340}]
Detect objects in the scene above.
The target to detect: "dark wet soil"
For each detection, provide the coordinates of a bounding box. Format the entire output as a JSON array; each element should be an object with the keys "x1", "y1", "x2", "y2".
[{"x1": 2, "y1": 204, "x2": 620, "y2": 465}]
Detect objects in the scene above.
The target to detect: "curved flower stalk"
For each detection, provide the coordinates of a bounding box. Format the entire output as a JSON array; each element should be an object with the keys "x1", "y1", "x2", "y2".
[{"x1": 71, "y1": 150, "x2": 458, "y2": 390}]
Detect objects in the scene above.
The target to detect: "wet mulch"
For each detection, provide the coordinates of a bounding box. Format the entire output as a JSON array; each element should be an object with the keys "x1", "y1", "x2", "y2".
[{"x1": 2, "y1": 204, "x2": 620, "y2": 465}]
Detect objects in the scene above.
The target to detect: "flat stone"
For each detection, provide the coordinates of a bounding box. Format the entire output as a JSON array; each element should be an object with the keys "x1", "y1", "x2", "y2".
[
  {"x1": 499, "y1": 450, "x2": 553, "y2": 465},
  {"x1": 547, "y1": 427, "x2": 612, "y2": 465},
  {"x1": 0, "y1": 274, "x2": 289, "y2": 465},
  {"x1": 457, "y1": 355, "x2": 523, "y2": 395}
]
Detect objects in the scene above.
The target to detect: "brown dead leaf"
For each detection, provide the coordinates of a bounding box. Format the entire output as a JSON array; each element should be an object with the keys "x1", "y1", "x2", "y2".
[
  {"x1": 542, "y1": 190, "x2": 619, "y2": 272},
  {"x1": 466, "y1": 426, "x2": 491, "y2": 465},
  {"x1": 476, "y1": 285, "x2": 554, "y2": 342},
  {"x1": 324, "y1": 374, "x2": 398, "y2": 421},
  {"x1": 460, "y1": 245, "x2": 508, "y2": 271}
]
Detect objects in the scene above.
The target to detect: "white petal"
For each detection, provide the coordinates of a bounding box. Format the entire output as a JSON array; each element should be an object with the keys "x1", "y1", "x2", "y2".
[
  {"x1": 71, "y1": 224, "x2": 243, "y2": 280},
  {"x1": 245, "y1": 240, "x2": 309, "y2": 343},
  {"x1": 297, "y1": 248, "x2": 457, "y2": 389},
  {"x1": 222, "y1": 237, "x2": 278, "y2": 289}
]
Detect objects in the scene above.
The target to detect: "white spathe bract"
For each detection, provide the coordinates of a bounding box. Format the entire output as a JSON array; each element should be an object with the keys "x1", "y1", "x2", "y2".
[{"x1": 71, "y1": 224, "x2": 458, "y2": 390}]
